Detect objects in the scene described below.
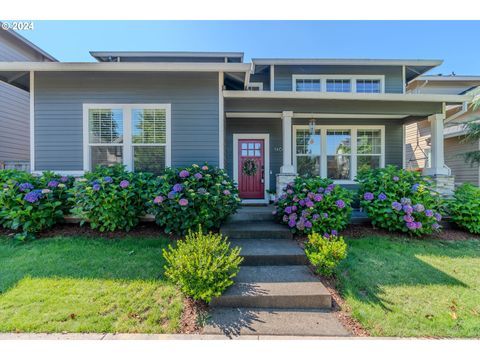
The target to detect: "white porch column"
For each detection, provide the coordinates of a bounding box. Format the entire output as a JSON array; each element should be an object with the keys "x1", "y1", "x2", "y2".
[
  {"x1": 423, "y1": 113, "x2": 449, "y2": 176},
  {"x1": 280, "y1": 111, "x2": 294, "y2": 173}
]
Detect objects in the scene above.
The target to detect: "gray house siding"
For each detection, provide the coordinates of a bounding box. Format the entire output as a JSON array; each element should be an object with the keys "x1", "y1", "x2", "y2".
[
  {"x1": 0, "y1": 81, "x2": 29, "y2": 162},
  {"x1": 444, "y1": 137, "x2": 480, "y2": 186},
  {"x1": 0, "y1": 30, "x2": 47, "y2": 62},
  {"x1": 226, "y1": 118, "x2": 282, "y2": 190},
  {"x1": 273, "y1": 65, "x2": 404, "y2": 93},
  {"x1": 226, "y1": 117, "x2": 403, "y2": 191},
  {"x1": 34, "y1": 71, "x2": 219, "y2": 170}
]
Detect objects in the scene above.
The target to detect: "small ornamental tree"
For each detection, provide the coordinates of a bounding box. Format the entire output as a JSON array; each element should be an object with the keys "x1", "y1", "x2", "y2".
[
  {"x1": 149, "y1": 164, "x2": 240, "y2": 234},
  {"x1": 356, "y1": 165, "x2": 443, "y2": 236},
  {"x1": 274, "y1": 177, "x2": 353, "y2": 236},
  {"x1": 448, "y1": 184, "x2": 480, "y2": 234}
]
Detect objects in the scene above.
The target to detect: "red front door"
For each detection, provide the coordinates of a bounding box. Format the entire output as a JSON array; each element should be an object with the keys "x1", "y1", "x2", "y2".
[{"x1": 238, "y1": 139, "x2": 265, "y2": 199}]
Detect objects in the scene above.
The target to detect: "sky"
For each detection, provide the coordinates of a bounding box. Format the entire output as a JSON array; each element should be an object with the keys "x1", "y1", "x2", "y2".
[{"x1": 13, "y1": 20, "x2": 480, "y2": 75}]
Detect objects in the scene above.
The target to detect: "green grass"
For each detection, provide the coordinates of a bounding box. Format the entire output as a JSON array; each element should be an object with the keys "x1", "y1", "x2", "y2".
[
  {"x1": 337, "y1": 237, "x2": 480, "y2": 337},
  {"x1": 0, "y1": 235, "x2": 183, "y2": 333}
]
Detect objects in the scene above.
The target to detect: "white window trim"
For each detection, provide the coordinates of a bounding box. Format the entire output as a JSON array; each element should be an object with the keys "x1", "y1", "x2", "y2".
[
  {"x1": 292, "y1": 74, "x2": 385, "y2": 93},
  {"x1": 233, "y1": 133, "x2": 270, "y2": 204},
  {"x1": 293, "y1": 125, "x2": 385, "y2": 184},
  {"x1": 246, "y1": 82, "x2": 264, "y2": 91},
  {"x1": 82, "y1": 103, "x2": 171, "y2": 172}
]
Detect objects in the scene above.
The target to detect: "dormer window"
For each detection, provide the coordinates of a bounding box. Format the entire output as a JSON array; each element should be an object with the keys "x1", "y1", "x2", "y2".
[{"x1": 292, "y1": 75, "x2": 384, "y2": 93}]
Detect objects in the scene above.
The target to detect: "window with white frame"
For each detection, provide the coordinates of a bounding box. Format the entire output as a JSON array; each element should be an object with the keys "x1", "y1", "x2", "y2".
[
  {"x1": 293, "y1": 75, "x2": 384, "y2": 93},
  {"x1": 293, "y1": 126, "x2": 384, "y2": 182},
  {"x1": 85, "y1": 104, "x2": 170, "y2": 174}
]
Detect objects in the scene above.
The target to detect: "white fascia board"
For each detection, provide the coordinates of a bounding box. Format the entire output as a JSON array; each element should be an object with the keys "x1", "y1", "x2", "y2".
[
  {"x1": 0, "y1": 62, "x2": 251, "y2": 73},
  {"x1": 412, "y1": 76, "x2": 480, "y2": 82},
  {"x1": 252, "y1": 58, "x2": 443, "y2": 67},
  {"x1": 222, "y1": 90, "x2": 471, "y2": 104},
  {"x1": 90, "y1": 51, "x2": 244, "y2": 59}
]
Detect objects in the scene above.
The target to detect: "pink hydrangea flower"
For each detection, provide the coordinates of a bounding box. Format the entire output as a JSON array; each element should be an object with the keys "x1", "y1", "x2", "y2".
[
  {"x1": 201, "y1": 165, "x2": 209, "y2": 171},
  {"x1": 119, "y1": 180, "x2": 129, "y2": 188},
  {"x1": 178, "y1": 198, "x2": 189, "y2": 206},
  {"x1": 154, "y1": 196, "x2": 164, "y2": 204},
  {"x1": 179, "y1": 170, "x2": 190, "y2": 178}
]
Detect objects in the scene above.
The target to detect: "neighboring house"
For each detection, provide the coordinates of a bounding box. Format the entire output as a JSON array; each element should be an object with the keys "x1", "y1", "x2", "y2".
[
  {"x1": 406, "y1": 76, "x2": 480, "y2": 186},
  {"x1": 0, "y1": 26, "x2": 56, "y2": 170},
  {"x1": 0, "y1": 52, "x2": 473, "y2": 202}
]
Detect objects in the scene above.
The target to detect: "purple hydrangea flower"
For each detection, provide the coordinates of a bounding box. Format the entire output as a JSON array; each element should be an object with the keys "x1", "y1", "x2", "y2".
[
  {"x1": 378, "y1": 193, "x2": 387, "y2": 201},
  {"x1": 173, "y1": 183, "x2": 183, "y2": 192},
  {"x1": 92, "y1": 183, "x2": 101, "y2": 191},
  {"x1": 323, "y1": 233, "x2": 330, "y2": 239},
  {"x1": 47, "y1": 180, "x2": 59, "y2": 188},
  {"x1": 289, "y1": 213, "x2": 297, "y2": 220},
  {"x1": 285, "y1": 206, "x2": 292, "y2": 215},
  {"x1": 307, "y1": 192, "x2": 315, "y2": 199},
  {"x1": 432, "y1": 223, "x2": 441, "y2": 230},
  {"x1": 403, "y1": 205, "x2": 413, "y2": 214},
  {"x1": 19, "y1": 183, "x2": 34, "y2": 192},
  {"x1": 24, "y1": 190, "x2": 42, "y2": 203},
  {"x1": 323, "y1": 213, "x2": 329, "y2": 218},
  {"x1": 293, "y1": 195, "x2": 299, "y2": 202},
  {"x1": 305, "y1": 221, "x2": 312, "y2": 229},
  {"x1": 301, "y1": 210, "x2": 308, "y2": 217},
  {"x1": 392, "y1": 202, "x2": 402, "y2": 211},
  {"x1": 336, "y1": 199, "x2": 346, "y2": 209},
  {"x1": 153, "y1": 196, "x2": 164, "y2": 204},
  {"x1": 60, "y1": 176, "x2": 69, "y2": 183},
  {"x1": 103, "y1": 176, "x2": 113, "y2": 183},
  {"x1": 411, "y1": 183, "x2": 420, "y2": 192},
  {"x1": 119, "y1": 180, "x2": 129, "y2": 189},
  {"x1": 223, "y1": 190, "x2": 231, "y2": 196},
  {"x1": 288, "y1": 219, "x2": 296, "y2": 228},
  {"x1": 406, "y1": 221, "x2": 417, "y2": 230},
  {"x1": 326, "y1": 184, "x2": 335, "y2": 192},
  {"x1": 296, "y1": 221, "x2": 305, "y2": 231},
  {"x1": 393, "y1": 176, "x2": 400, "y2": 182},
  {"x1": 305, "y1": 200, "x2": 314, "y2": 208},
  {"x1": 194, "y1": 173, "x2": 203, "y2": 180},
  {"x1": 178, "y1": 198, "x2": 189, "y2": 206},
  {"x1": 312, "y1": 214, "x2": 320, "y2": 220},
  {"x1": 168, "y1": 191, "x2": 177, "y2": 199},
  {"x1": 179, "y1": 170, "x2": 190, "y2": 178},
  {"x1": 331, "y1": 230, "x2": 338, "y2": 236},
  {"x1": 364, "y1": 192, "x2": 374, "y2": 201},
  {"x1": 317, "y1": 187, "x2": 325, "y2": 193},
  {"x1": 299, "y1": 199, "x2": 306, "y2": 207},
  {"x1": 425, "y1": 209, "x2": 434, "y2": 217},
  {"x1": 314, "y1": 194, "x2": 323, "y2": 202},
  {"x1": 287, "y1": 189, "x2": 294, "y2": 195},
  {"x1": 414, "y1": 204, "x2": 425, "y2": 213},
  {"x1": 282, "y1": 215, "x2": 288, "y2": 222},
  {"x1": 291, "y1": 205, "x2": 297, "y2": 212},
  {"x1": 434, "y1": 213, "x2": 442, "y2": 222},
  {"x1": 416, "y1": 222, "x2": 423, "y2": 229},
  {"x1": 401, "y1": 197, "x2": 411, "y2": 205},
  {"x1": 403, "y1": 214, "x2": 415, "y2": 223}
]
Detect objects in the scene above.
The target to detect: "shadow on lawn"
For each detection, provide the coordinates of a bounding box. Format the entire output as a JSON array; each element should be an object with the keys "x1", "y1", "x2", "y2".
[
  {"x1": 0, "y1": 235, "x2": 171, "y2": 294},
  {"x1": 337, "y1": 237, "x2": 478, "y2": 312}
]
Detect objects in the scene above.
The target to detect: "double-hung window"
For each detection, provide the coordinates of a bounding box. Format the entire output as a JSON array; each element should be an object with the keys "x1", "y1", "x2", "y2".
[
  {"x1": 294, "y1": 126, "x2": 384, "y2": 182},
  {"x1": 84, "y1": 104, "x2": 171, "y2": 174},
  {"x1": 293, "y1": 75, "x2": 384, "y2": 93}
]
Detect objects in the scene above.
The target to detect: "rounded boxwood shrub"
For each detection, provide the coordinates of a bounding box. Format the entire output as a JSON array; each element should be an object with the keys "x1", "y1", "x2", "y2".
[
  {"x1": 448, "y1": 184, "x2": 480, "y2": 234},
  {"x1": 274, "y1": 177, "x2": 353, "y2": 235},
  {"x1": 304, "y1": 232, "x2": 347, "y2": 276},
  {"x1": 163, "y1": 227, "x2": 243, "y2": 303},
  {"x1": 356, "y1": 165, "x2": 443, "y2": 236},
  {"x1": 0, "y1": 171, "x2": 65, "y2": 240},
  {"x1": 149, "y1": 163, "x2": 240, "y2": 234},
  {"x1": 69, "y1": 165, "x2": 157, "y2": 232}
]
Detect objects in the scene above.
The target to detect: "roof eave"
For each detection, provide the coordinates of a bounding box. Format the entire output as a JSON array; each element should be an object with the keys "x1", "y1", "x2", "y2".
[{"x1": 251, "y1": 58, "x2": 443, "y2": 67}]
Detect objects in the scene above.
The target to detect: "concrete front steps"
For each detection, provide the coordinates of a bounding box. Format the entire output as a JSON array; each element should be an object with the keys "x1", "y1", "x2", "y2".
[{"x1": 204, "y1": 206, "x2": 349, "y2": 337}]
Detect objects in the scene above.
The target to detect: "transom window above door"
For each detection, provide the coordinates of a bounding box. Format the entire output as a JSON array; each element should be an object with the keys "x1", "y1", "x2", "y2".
[
  {"x1": 84, "y1": 104, "x2": 171, "y2": 174},
  {"x1": 294, "y1": 126, "x2": 385, "y2": 182},
  {"x1": 292, "y1": 75, "x2": 385, "y2": 93}
]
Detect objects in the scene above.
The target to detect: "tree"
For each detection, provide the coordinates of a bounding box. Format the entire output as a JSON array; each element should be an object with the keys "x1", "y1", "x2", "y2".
[{"x1": 462, "y1": 96, "x2": 480, "y2": 166}]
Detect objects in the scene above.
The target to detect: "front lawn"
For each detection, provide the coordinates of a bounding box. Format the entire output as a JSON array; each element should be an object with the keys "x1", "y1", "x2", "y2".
[
  {"x1": 337, "y1": 237, "x2": 480, "y2": 337},
  {"x1": 0, "y1": 235, "x2": 183, "y2": 333}
]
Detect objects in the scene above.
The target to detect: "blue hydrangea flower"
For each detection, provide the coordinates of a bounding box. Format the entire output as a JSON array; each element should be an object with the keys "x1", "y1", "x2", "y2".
[
  {"x1": 392, "y1": 202, "x2": 402, "y2": 211},
  {"x1": 103, "y1": 176, "x2": 113, "y2": 183},
  {"x1": 24, "y1": 190, "x2": 42, "y2": 203},
  {"x1": 172, "y1": 183, "x2": 183, "y2": 192},
  {"x1": 19, "y1": 183, "x2": 34, "y2": 192},
  {"x1": 378, "y1": 193, "x2": 387, "y2": 201}
]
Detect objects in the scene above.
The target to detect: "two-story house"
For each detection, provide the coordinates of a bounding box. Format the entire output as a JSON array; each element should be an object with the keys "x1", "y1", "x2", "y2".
[{"x1": 0, "y1": 52, "x2": 472, "y2": 202}]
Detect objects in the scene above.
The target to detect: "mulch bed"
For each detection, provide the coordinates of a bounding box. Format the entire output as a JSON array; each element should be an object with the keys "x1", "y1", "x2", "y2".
[{"x1": 181, "y1": 298, "x2": 208, "y2": 334}]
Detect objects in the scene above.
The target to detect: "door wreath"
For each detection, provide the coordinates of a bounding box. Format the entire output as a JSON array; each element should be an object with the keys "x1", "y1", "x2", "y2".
[{"x1": 242, "y1": 159, "x2": 258, "y2": 176}]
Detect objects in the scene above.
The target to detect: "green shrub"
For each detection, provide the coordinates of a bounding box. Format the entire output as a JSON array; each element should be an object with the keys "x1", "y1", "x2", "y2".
[
  {"x1": 448, "y1": 184, "x2": 480, "y2": 234},
  {"x1": 356, "y1": 166, "x2": 443, "y2": 236},
  {"x1": 69, "y1": 165, "x2": 157, "y2": 232},
  {"x1": 304, "y1": 232, "x2": 347, "y2": 276},
  {"x1": 163, "y1": 227, "x2": 243, "y2": 303},
  {"x1": 0, "y1": 171, "x2": 65, "y2": 240},
  {"x1": 149, "y1": 163, "x2": 240, "y2": 234},
  {"x1": 274, "y1": 177, "x2": 353, "y2": 235}
]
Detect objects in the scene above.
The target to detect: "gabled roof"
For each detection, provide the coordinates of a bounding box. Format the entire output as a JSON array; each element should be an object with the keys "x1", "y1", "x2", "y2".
[{"x1": 0, "y1": 23, "x2": 57, "y2": 62}]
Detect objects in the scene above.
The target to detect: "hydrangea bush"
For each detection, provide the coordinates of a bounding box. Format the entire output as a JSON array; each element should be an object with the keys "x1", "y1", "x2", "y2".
[
  {"x1": 69, "y1": 165, "x2": 157, "y2": 232},
  {"x1": 0, "y1": 170, "x2": 68, "y2": 240},
  {"x1": 356, "y1": 165, "x2": 443, "y2": 236},
  {"x1": 447, "y1": 184, "x2": 480, "y2": 234},
  {"x1": 274, "y1": 177, "x2": 353, "y2": 236},
  {"x1": 149, "y1": 163, "x2": 240, "y2": 234}
]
